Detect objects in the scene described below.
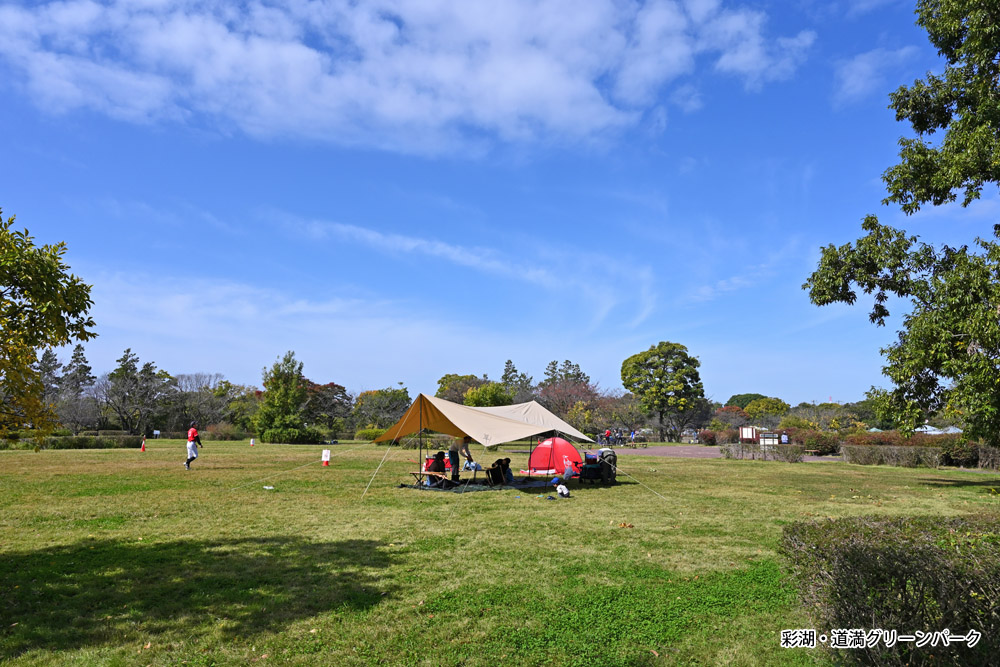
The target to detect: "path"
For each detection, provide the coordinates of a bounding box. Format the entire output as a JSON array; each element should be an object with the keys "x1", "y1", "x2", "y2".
[{"x1": 616, "y1": 444, "x2": 837, "y2": 463}]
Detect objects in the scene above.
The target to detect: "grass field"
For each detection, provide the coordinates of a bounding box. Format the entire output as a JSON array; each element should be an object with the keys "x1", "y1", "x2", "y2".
[{"x1": 2, "y1": 440, "x2": 998, "y2": 666}]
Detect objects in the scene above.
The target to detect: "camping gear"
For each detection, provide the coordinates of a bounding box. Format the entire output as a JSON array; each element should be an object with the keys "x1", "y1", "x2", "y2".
[
  {"x1": 378, "y1": 394, "x2": 592, "y2": 487},
  {"x1": 598, "y1": 448, "x2": 617, "y2": 484},
  {"x1": 579, "y1": 461, "x2": 602, "y2": 482},
  {"x1": 375, "y1": 394, "x2": 593, "y2": 447},
  {"x1": 485, "y1": 466, "x2": 505, "y2": 487},
  {"x1": 521, "y1": 437, "x2": 583, "y2": 476}
]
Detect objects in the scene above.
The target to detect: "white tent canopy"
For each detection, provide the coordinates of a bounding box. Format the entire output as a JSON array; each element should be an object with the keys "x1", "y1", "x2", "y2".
[
  {"x1": 374, "y1": 394, "x2": 592, "y2": 446},
  {"x1": 471, "y1": 401, "x2": 593, "y2": 443}
]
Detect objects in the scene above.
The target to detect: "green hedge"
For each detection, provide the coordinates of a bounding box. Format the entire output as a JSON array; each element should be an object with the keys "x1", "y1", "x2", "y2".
[
  {"x1": 0, "y1": 435, "x2": 143, "y2": 450},
  {"x1": 841, "y1": 445, "x2": 941, "y2": 468},
  {"x1": 781, "y1": 514, "x2": 1000, "y2": 666},
  {"x1": 721, "y1": 442, "x2": 804, "y2": 462},
  {"x1": 260, "y1": 427, "x2": 325, "y2": 444},
  {"x1": 354, "y1": 428, "x2": 388, "y2": 441}
]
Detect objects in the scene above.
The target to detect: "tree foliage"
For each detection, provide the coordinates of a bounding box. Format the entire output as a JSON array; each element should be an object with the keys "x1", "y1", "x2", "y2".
[
  {"x1": 435, "y1": 373, "x2": 486, "y2": 403},
  {"x1": 621, "y1": 341, "x2": 704, "y2": 442},
  {"x1": 724, "y1": 393, "x2": 768, "y2": 409},
  {"x1": 253, "y1": 351, "x2": 308, "y2": 434},
  {"x1": 352, "y1": 385, "x2": 410, "y2": 429},
  {"x1": 0, "y1": 211, "x2": 95, "y2": 437},
  {"x1": 463, "y1": 382, "x2": 514, "y2": 407},
  {"x1": 744, "y1": 397, "x2": 791, "y2": 430},
  {"x1": 500, "y1": 360, "x2": 535, "y2": 403},
  {"x1": 94, "y1": 349, "x2": 174, "y2": 435},
  {"x1": 805, "y1": 1, "x2": 1000, "y2": 445},
  {"x1": 303, "y1": 380, "x2": 353, "y2": 432}
]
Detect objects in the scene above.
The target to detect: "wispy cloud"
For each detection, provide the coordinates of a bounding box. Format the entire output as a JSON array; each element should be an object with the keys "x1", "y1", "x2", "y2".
[
  {"x1": 833, "y1": 46, "x2": 918, "y2": 107},
  {"x1": 276, "y1": 210, "x2": 658, "y2": 328},
  {"x1": 679, "y1": 237, "x2": 802, "y2": 304},
  {"x1": 0, "y1": 0, "x2": 815, "y2": 153}
]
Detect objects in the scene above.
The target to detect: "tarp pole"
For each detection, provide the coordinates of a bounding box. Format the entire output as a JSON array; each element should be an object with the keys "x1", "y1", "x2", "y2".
[{"x1": 419, "y1": 399, "x2": 423, "y2": 487}]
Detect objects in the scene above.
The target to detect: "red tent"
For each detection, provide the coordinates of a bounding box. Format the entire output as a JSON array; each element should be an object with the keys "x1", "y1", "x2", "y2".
[{"x1": 521, "y1": 437, "x2": 583, "y2": 477}]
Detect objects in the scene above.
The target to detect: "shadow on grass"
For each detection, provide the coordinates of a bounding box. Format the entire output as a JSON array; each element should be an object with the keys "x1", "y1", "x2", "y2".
[
  {"x1": 0, "y1": 536, "x2": 393, "y2": 658},
  {"x1": 919, "y1": 475, "x2": 1000, "y2": 489}
]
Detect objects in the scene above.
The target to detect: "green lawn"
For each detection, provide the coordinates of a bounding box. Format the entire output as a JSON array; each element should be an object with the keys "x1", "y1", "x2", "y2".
[{"x1": 1, "y1": 441, "x2": 997, "y2": 666}]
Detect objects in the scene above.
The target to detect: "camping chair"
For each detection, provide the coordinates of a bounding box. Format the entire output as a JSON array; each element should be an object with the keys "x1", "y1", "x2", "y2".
[{"x1": 484, "y1": 465, "x2": 505, "y2": 487}]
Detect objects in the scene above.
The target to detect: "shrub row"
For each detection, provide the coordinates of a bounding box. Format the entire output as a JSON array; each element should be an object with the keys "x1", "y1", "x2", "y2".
[
  {"x1": 260, "y1": 427, "x2": 325, "y2": 444},
  {"x1": 781, "y1": 514, "x2": 1000, "y2": 666},
  {"x1": 721, "y1": 442, "x2": 804, "y2": 463},
  {"x1": 696, "y1": 429, "x2": 738, "y2": 445},
  {"x1": 79, "y1": 430, "x2": 131, "y2": 437},
  {"x1": 355, "y1": 428, "x2": 388, "y2": 441},
  {"x1": 0, "y1": 435, "x2": 143, "y2": 450},
  {"x1": 203, "y1": 423, "x2": 249, "y2": 441},
  {"x1": 978, "y1": 445, "x2": 1000, "y2": 471},
  {"x1": 841, "y1": 445, "x2": 942, "y2": 468}
]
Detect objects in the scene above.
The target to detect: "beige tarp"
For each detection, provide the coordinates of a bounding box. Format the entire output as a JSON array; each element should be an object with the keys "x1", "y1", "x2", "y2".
[
  {"x1": 471, "y1": 401, "x2": 593, "y2": 443},
  {"x1": 373, "y1": 394, "x2": 591, "y2": 446}
]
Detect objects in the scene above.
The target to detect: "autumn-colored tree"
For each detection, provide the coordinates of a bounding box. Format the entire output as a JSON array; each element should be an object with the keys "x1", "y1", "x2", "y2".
[{"x1": 1, "y1": 211, "x2": 95, "y2": 438}]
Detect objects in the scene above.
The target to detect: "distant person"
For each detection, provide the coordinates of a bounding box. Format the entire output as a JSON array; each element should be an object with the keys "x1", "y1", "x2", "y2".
[
  {"x1": 604, "y1": 428, "x2": 611, "y2": 445},
  {"x1": 630, "y1": 429, "x2": 635, "y2": 445},
  {"x1": 449, "y1": 435, "x2": 474, "y2": 482},
  {"x1": 184, "y1": 420, "x2": 203, "y2": 470},
  {"x1": 502, "y1": 457, "x2": 514, "y2": 484},
  {"x1": 780, "y1": 432, "x2": 789, "y2": 445}
]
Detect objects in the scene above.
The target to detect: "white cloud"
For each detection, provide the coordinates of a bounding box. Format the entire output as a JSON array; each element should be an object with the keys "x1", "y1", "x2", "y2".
[
  {"x1": 0, "y1": 0, "x2": 815, "y2": 153},
  {"x1": 276, "y1": 210, "x2": 658, "y2": 329},
  {"x1": 833, "y1": 46, "x2": 917, "y2": 106}
]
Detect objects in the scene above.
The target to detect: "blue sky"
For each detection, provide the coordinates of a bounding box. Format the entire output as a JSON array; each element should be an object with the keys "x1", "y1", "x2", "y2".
[{"x1": 1, "y1": 0, "x2": 988, "y2": 405}]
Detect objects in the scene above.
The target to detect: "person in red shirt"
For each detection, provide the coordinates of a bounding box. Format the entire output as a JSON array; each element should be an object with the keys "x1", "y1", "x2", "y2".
[{"x1": 184, "y1": 421, "x2": 203, "y2": 470}]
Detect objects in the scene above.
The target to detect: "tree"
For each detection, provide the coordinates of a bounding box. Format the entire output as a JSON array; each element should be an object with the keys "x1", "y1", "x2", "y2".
[
  {"x1": 253, "y1": 351, "x2": 308, "y2": 434},
  {"x1": 540, "y1": 360, "x2": 591, "y2": 388},
  {"x1": 714, "y1": 405, "x2": 750, "y2": 428},
  {"x1": 536, "y1": 359, "x2": 597, "y2": 418},
  {"x1": 435, "y1": 374, "x2": 487, "y2": 403},
  {"x1": 805, "y1": 2, "x2": 1000, "y2": 444},
  {"x1": 463, "y1": 382, "x2": 514, "y2": 407},
  {"x1": 621, "y1": 341, "x2": 705, "y2": 442},
  {"x1": 169, "y1": 373, "x2": 230, "y2": 429},
  {"x1": 303, "y1": 380, "x2": 353, "y2": 434},
  {"x1": 744, "y1": 397, "x2": 791, "y2": 430},
  {"x1": 56, "y1": 344, "x2": 98, "y2": 434},
  {"x1": 94, "y1": 349, "x2": 174, "y2": 435},
  {"x1": 500, "y1": 360, "x2": 535, "y2": 403},
  {"x1": 724, "y1": 393, "x2": 767, "y2": 409},
  {"x1": 352, "y1": 385, "x2": 411, "y2": 429},
  {"x1": 219, "y1": 382, "x2": 261, "y2": 433},
  {"x1": 0, "y1": 211, "x2": 95, "y2": 438},
  {"x1": 33, "y1": 349, "x2": 62, "y2": 407}
]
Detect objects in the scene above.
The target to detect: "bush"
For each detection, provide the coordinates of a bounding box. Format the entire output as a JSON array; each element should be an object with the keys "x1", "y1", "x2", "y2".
[
  {"x1": 0, "y1": 435, "x2": 143, "y2": 450},
  {"x1": 773, "y1": 444, "x2": 805, "y2": 463},
  {"x1": 697, "y1": 430, "x2": 717, "y2": 446},
  {"x1": 842, "y1": 445, "x2": 941, "y2": 468},
  {"x1": 791, "y1": 430, "x2": 841, "y2": 455},
  {"x1": 260, "y1": 427, "x2": 325, "y2": 444},
  {"x1": 355, "y1": 428, "x2": 388, "y2": 441},
  {"x1": 979, "y1": 445, "x2": 1000, "y2": 471},
  {"x1": 203, "y1": 422, "x2": 248, "y2": 441},
  {"x1": 720, "y1": 442, "x2": 803, "y2": 462},
  {"x1": 781, "y1": 514, "x2": 1000, "y2": 666},
  {"x1": 717, "y1": 428, "x2": 739, "y2": 444},
  {"x1": 939, "y1": 439, "x2": 979, "y2": 468}
]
